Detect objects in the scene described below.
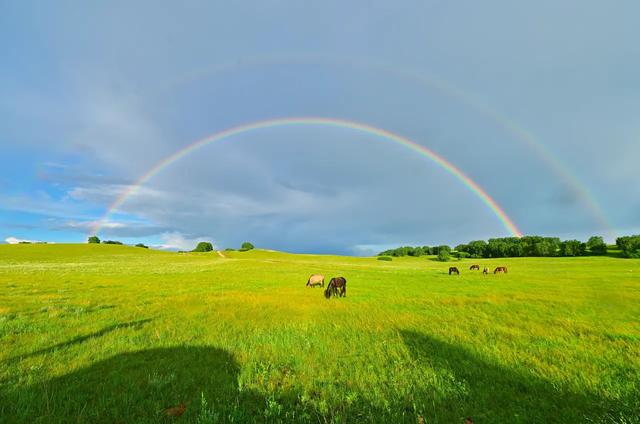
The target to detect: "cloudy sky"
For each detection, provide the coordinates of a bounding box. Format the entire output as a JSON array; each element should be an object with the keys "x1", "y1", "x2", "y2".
[{"x1": 1, "y1": 1, "x2": 639, "y2": 254}]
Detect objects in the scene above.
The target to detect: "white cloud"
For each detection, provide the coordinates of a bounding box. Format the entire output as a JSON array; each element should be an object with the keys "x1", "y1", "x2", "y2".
[{"x1": 5, "y1": 236, "x2": 49, "y2": 244}]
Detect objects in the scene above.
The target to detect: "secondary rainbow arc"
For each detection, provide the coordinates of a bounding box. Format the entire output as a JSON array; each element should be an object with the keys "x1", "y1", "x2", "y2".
[
  {"x1": 91, "y1": 117, "x2": 523, "y2": 238},
  {"x1": 161, "y1": 55, "x2": 615, "y2": 238}
]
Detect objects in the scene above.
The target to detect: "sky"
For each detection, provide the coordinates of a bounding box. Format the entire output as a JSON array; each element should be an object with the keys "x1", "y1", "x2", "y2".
[{"x1": 1, "y1": 1, "x2": 639, "y2": 255}]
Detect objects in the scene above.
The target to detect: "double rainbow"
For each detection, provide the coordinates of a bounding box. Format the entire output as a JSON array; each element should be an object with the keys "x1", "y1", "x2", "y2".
[{"x1": 90, "y1": 117, "x2": 522, "y2": 238}]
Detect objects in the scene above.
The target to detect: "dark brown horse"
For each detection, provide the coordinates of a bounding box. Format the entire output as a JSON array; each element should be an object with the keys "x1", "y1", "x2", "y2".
[
  {"x1": 324, "y1": 277, "x2": 347, "y2": 298},
  {"x1": 449, "y1": 267, "x2": 459, "y2": 275},
  {"x1": 494, "y1": 266, "x2": 508, "y2": 274},
  {"x1": 469, "y1": 264, "x2": 480, "y2": 271}
]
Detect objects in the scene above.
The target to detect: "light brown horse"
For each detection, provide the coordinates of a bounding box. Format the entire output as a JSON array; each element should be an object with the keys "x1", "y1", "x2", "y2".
[
  {"x1": 325, "y1": 277, "x2": 346, "y2": 298},
  {"x1": 494, "y1": 266, "x2": 508, "y2": 274},
  {"x1": 469, "y1": 264, "x2": 480, "y2": 271},
  {"x1": 449, "y1": 267, "x2": 459, "y2": 275},
  {"x1": 306, "y1": 274, "x2": 324, "y2": 288}
]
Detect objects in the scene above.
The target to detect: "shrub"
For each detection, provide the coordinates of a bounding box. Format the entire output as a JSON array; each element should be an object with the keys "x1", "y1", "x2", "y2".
[
  {"x1": 437, "y1": 250, "x2": 451, "y2": 262},
  {"x1": 192, "y1": 242, "x2": 213, "y2": 252},
  {"x1": 560, "y1": 240, "x2": 586, "y2": 257},
  {"x1": 617, "y1": 235, "x2": 640, "y2": 258},
  {"x1": 224, "y1": 248, "x2": 236, "y2": 252},
  {"x1": 88, "y1": 236, "x2": 100, "y2": 244},
  {"x1": 240, "y1": 242, "x2": 254, "y2": 251},
  {"x1": 586, "y1": 236, "x2": 607, "y2": 255},
  {"x1": 434, "y1": 245, "x2": 451, "y2": 255},
  {"x1": 135, "y1": 243, "x2": 149, "y2": 249},
  {"x1": 377, "y1": 256, "x2": 393, "y2": 261},
  {"x1": 102, "y1": 240, "x2": 123, "y2": 245},
  {"x1": 455, "y1": 251, "x2": 470, "y2": 259}
]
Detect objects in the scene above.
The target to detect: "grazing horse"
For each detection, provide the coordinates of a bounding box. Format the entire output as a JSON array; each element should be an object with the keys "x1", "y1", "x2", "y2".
[
  {"x1": 306, "y1": 274, "x2": 324, "y2": 288},
  {"x1": 482, "y1": 267, "x2": 489, "y2": 275},
  {"x1": 449, "y1": 267, "x2": 459, "y2": 275},
  {"x1": 469, "y1": 264, "x2": 480, "y2": 271},
  {"x1": 494, "y1": 266, "x2": 508, "y2": 274},
  {"x1": 324, "y1": 277, "x2": 347, "y2": 298}
]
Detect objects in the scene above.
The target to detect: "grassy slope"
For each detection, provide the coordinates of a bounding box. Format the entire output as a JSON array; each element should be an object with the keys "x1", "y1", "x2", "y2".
[{"x1": 0, "y1": 244, "x2": 638, "y2": 423}]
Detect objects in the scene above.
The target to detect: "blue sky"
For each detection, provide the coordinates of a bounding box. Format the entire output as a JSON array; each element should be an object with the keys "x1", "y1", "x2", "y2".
[{"x1": 1, "y1": 1, "x2": 639, "y2": 254}]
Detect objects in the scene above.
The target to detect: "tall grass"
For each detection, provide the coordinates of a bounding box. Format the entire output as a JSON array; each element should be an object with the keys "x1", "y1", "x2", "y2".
[{"x1": 0, "y1": 244, "x2": 638, "y2": 423}]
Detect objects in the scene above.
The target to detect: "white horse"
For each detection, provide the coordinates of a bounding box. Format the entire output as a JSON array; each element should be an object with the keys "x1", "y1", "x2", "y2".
[{"x1": 306, "y1": 274, "x2": 324, "y2": 288}]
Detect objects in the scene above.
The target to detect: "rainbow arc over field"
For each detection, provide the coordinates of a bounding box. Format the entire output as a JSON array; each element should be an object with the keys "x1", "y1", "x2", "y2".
[
  {"x1": 91, "y1": 117, "x2": 523, "y2": 237},
  {"x1": 163, "y1": 56, "x2": 615, "y2": 238}
]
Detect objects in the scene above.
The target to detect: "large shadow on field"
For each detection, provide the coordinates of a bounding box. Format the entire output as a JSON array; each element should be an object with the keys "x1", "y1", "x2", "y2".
[
  {"x1": 401, "y1": 330, "x2": 638, "y2": 423},
  {"x1": 3, "y1": 336, "x2": 637, "y2": 423},
  {"x1": 0, "y1": 346, "x2": 265, "y2": 424},
  {"x1": 4, "y1": 319, "x2": 152, "y2": 364}
]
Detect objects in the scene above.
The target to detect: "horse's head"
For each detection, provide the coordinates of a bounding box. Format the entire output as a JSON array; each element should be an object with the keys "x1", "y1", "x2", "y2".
[{"x1": 324, "y1": 281, "x2": 333, "y2": 299}]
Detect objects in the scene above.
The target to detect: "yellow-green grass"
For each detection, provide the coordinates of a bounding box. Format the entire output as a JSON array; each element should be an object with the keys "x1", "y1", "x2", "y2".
[{"x1": 0, "y1": 244, "x2": 638, "y2": 423}]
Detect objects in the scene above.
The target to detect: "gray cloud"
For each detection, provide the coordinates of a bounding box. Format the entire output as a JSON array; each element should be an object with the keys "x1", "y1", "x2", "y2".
[{"x1": 1, "y1": 0, "x2": 639, "y2": 251}]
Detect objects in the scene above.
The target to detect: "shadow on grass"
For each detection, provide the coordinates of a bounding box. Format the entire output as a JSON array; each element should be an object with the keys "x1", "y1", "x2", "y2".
[
  {"x1": 5, "y1": 319, "x2": 152, "y2": 363},
  {"x1": 400, "y1": 330, "x2": 639, "y2": 423},
  {"x1": 2, "y1": 334, "x2": 637, "y2": 423},
  {"x1": 0, "y1": 346, "x2": 265, "y2": 424}
]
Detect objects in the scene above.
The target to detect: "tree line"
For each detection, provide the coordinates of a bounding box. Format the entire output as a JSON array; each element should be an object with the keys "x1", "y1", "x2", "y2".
[
  {"x1": 616, "y1": 235, "x2": 640, "y2": 258},
  {"x1": 378, "y1": 234, "x2": 640, "y2": 260}
]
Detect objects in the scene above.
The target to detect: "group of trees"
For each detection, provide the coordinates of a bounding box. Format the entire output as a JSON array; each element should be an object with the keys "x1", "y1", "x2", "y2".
[
  {"x1": 192, "y1": 242, "x2": 214, "y2": 252},
  {"x1": 616, "y1": 235, "x2": 640, "y2": 258},
  {"x1": 193, "y1": 241, "x2": 255, "y2": 252},
  {"x1": 88, "y1": 236, "x2": 256, "y2": 253},
  {"x1": 379, "y1": 235, "x2": 611, "y2": 261},
  {"x1": 378, "y1": 245, "x2": 453, "y2": 262},
  {"x1": 455, "y1": 236, "x2": 608, "y2": 258},
  {"x1": 88, "y1": 236, "x2": 124, "y2": 245},
  {"x1": 378, "y1": 245, "x2": 451, "y2": 258}
]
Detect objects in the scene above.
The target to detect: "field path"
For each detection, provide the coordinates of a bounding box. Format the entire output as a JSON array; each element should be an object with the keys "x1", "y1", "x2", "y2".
[{"x1": 216, "y1": 250, "x2": 227, "y2": 258}]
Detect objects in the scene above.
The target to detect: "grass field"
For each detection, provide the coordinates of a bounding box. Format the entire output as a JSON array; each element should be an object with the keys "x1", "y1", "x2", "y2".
[{"x1": 0, "y1": 244, "x2": 639, "y2": 423}]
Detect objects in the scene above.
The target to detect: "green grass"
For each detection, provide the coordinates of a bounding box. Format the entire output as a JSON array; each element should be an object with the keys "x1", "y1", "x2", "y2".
[{"x1": 0, "y1": 244, "x2": 638, "y2": 423}]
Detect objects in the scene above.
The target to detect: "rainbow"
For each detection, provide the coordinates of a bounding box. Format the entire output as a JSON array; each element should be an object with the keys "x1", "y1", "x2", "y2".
[
  {"x1": 91, "y1": 117, "x2": 523, "y2": 237},
  {"x1": 159, "y1": 56, "x2": 615, "y2": 238}
]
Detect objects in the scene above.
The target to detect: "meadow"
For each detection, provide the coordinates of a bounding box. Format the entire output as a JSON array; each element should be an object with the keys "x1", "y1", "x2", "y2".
[{"x1": 0, "y1": 244, "x2": 638, "y2": 423}]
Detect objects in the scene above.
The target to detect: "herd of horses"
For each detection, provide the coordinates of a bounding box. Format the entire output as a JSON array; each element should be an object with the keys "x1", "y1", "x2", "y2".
[
  {"x1": 307, "y1": 274, "x2": 346, "y2": 298},
  {"x1": 308, "y1": 264, "x2": 507, "y2": 298},
  {"x1": 449, "y1": 265, "x2": 508, "y2": 275}
]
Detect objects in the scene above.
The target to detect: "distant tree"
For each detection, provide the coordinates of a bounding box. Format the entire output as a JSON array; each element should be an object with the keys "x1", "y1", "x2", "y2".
[
  {"x1": 437, "y1": 249, "x2": 451, "y2": 262},
  {"x1": 192, "y1": 242, "x2": 213, "y2": 252},
  {"x1": 467, "y1": 240, "x2": 488, "y2": 258},
  {"x1": 586, "y1": 236, "x2": 607, "y2": 255},
  {"x1": 454, "y1": 251, "x2": 470, "y2": 259},
  {"x1": 102, "y1": 240, "x2": 123, "y2": 245},
  {"x1": 455, "y1": 244, "x2": 469, "y2": 254},
  {"x1": 617, "y1": 235, "x2": 640, "y2": 258},
  {"x1": 560, "y1": 240, "x2": 586, "y2": 256},
  {"x1": 487, "y1": 239, "x2": 508, "y2": 258},
  {"x1": 135, "y1": 243, "x2": 149, "y2": 249},
  {"x1": 225, "y1": 248, "x2": 236, "y2": 252},
  {"x1": 240, "y1": 242, "x2": 254, "y2": 251},
  {"x1": 434, "y1": 245, "x2": 451, "y2": 256},
  {"x1": 88, "y1": 236, "x2": 100, "y2": 244}
]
